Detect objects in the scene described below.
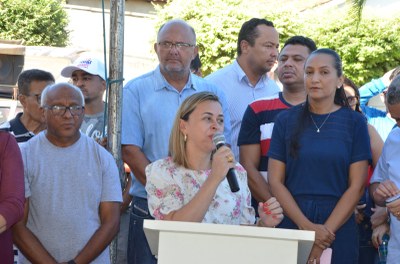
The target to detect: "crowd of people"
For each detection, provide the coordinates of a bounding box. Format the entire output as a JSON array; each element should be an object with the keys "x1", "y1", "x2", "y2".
[{"x1": 1, "y1": 17, "x2": 400, "y2": 264}]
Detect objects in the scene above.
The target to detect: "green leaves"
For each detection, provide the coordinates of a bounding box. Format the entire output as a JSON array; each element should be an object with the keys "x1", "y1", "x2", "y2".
[
  {"x1": 304, "y1": 9, "x2": 400, "y2": 85},
  {"x1": 0, "y1": 0, "x2": 69, "y2": 46},
  {"x1": 154, "y1": 0, "x2": 400, "y2": 86},
  {"x1": 347, "y1": 0, "x2": 367, "y2": 25}
]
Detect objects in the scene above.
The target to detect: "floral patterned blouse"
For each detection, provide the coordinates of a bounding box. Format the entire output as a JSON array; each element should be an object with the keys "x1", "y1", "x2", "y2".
[{"x1": 145, "y1": 157, "x2": 255, "y2": 225}]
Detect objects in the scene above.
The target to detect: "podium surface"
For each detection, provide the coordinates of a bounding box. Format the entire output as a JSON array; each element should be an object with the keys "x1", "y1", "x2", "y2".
[{"x1": 144, "y1": 220, "x2": 314, "y2": 264}]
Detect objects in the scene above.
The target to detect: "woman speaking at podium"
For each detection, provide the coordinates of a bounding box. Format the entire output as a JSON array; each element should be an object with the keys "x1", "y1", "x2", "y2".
[{"x1": 145, "y1": 92, "x2": 283, "y2": 227}]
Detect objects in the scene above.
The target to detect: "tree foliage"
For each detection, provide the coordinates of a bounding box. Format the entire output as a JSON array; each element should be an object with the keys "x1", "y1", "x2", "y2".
[
  {"x1": 303, "y1": 10, "x2": 400, "y2": 85},
  {"x1": 154, "y1": 0, "x2": 400, "y2": 86},
  {"x1": 0, "y1": 0, "x2": 69, "y2": 46},
  {"x1": 347, "y1": 0, "x2": 367, "y2": 24}
]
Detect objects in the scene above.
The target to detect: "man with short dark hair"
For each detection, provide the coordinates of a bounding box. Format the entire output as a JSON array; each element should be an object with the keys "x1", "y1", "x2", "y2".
[
  {"x1": 206, "y1": 18, "x2": 281, "y2": 160},
  {"x1": 238, "y1": 36, "x2": 317, "y2": 203},
  {"x1": 370, "y1": 75, "x2": 400, "y2": 264},
  {"x1": 0, "y1": 69, "x2": 54, "y2": 142},
  {"x1": 12, "y1": 83, "x2": 122, "y2": 264}
]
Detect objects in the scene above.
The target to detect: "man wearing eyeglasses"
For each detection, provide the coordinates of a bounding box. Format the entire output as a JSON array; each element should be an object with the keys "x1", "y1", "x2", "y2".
[
  {"x1": 0, "y1": 69, "x2": 54, "y2": 143},
  {"x1": 12, "y1": 83, "x2": 122, "y2": 264},
  {"x1": 121, "y1": 19, "x2": 231, "y2": 264},
  {"x1": 62, "y1": 54, "x2": 132, "y2": 264}
]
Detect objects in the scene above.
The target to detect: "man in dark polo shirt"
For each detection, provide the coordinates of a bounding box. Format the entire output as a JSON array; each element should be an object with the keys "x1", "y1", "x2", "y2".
[{"x1": 0, "y1": 69, "x2": 54, "y2": 143}]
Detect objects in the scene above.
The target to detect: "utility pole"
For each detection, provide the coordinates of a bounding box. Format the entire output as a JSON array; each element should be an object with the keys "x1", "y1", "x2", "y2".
[{"x1": 108, "y1": 0, "x2": 125, "y2": 263}]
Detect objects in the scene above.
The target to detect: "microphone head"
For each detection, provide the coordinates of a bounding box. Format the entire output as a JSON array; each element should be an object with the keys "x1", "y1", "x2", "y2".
[{"x1": 212, "y1": 132, "x2": 225, "y2": 147}]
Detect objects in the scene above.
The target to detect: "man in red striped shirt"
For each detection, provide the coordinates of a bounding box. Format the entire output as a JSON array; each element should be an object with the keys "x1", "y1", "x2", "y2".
[{"x1": 238, "y1": 36, "x2": 316, "y2": 205}]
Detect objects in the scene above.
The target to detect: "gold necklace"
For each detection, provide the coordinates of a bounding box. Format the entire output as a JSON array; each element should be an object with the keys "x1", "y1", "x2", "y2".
[{"x1": 310, "y1": 112, "x2": 331, "y2": 133}]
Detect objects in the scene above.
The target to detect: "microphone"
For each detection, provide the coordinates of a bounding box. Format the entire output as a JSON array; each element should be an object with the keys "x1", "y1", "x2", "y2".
[{"x1": 212, "y1": 132, "x2": 240, "y2": 193}]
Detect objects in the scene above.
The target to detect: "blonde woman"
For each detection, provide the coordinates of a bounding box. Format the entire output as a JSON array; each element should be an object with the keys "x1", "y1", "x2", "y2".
[{"x1": 145, "y1": 92, "x2": 283, "y2": 226}]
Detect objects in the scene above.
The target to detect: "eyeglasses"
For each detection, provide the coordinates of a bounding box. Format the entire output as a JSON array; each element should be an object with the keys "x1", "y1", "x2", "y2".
[
  {"x1": 43, "y1": 105, "x2": 84, "y2": 116},
  {"x1": 158, "y1": 41, "x2": 195, "y2": 50},
  {"x1": 346, "y1": 96, "x2": 358, "y2": 106},
  {"x1": 28, "y1": 93, "x2": 41, "y2": 104}
]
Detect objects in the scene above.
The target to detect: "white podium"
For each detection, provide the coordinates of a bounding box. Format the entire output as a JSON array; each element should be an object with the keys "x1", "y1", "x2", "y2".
[{"x1": 144, "y1": 220, "x2": 315, "y2": 264}]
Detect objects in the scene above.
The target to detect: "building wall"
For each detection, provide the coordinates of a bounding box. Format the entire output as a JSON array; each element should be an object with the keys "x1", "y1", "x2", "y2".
[
  {"x1": 23, "y1": 0, "x2": 161, "y2": 84},
  {"x1": 64, "y1": 0, "x2": 161, "y2": 81}
]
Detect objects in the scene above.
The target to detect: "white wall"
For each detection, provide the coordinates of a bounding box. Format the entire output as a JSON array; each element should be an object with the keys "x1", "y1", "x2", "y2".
[{"x1": 24, "y1": 0, "x2": 161, "y2": 84}]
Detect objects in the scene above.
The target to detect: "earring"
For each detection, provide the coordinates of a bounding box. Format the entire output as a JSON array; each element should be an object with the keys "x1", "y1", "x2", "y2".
[{"x1": 184, "y1": 134, "x2": 187, "y2": 142}]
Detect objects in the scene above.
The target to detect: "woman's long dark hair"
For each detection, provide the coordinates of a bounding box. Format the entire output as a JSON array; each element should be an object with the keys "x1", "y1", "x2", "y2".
[{"x1": 289, "y1": 48, "x2": 350, "y2": 159}]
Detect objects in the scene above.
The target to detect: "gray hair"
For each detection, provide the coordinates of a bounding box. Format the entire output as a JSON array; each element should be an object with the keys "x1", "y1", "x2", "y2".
[
  {"x1": 157, "y1": 19, "x2": 196, "y2": 44},
  {"x1": 41, "y1": 82, "x2": 85, "y2": 106},
  {"x1": 387, "y1": 75, "x2": 400, "y2": 105}
]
